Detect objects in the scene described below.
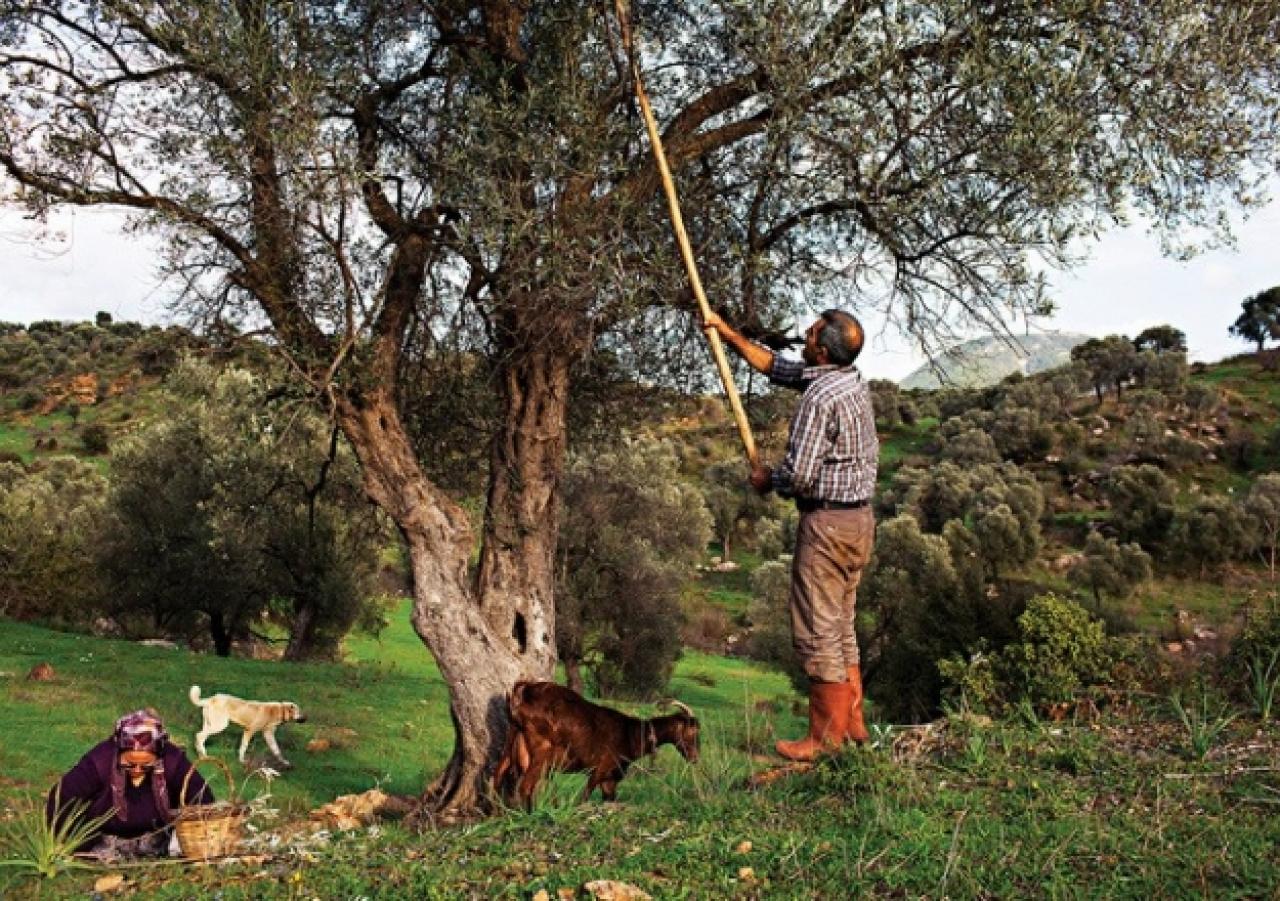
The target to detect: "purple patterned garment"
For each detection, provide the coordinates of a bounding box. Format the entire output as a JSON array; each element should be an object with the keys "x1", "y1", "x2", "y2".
[{"x1": 45, "y1": 740, "x2": 213, "y2": 845}]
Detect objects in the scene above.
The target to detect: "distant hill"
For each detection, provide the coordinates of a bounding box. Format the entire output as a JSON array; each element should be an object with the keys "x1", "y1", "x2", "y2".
[{"x1": 899, "y1": 331, "x2": 1091, "y2": 390}]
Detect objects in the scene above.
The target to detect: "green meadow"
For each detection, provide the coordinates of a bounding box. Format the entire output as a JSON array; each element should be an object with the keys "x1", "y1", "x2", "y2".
[{"x1": 3, "y1": 609, "x2": 1278, "y2": 898}]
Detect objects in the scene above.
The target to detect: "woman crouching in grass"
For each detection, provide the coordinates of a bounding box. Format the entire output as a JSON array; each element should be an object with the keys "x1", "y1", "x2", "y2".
[{"x1": 46, "y1": 709, "x2": 213, "y2": 860}]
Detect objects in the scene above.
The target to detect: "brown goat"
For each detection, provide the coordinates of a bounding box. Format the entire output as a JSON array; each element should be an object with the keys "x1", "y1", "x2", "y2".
[{"x1": 492, "y1": 681, "x2": 699, "y2": 805}]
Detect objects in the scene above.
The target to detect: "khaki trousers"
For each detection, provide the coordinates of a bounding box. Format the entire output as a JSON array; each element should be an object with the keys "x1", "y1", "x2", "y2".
[{"x1": 789, "y1": 505, "x2": 875, "y2": 683}]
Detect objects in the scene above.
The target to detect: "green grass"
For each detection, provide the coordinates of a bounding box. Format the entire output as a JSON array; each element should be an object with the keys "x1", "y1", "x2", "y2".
[
  {"x1": 5, "y1": 351, "x2": 1280, "y2": 896},
  {"x1": 878, "y1": 416, "x2": 938, "y2": 473},
  {"x1": 0, "y1": 608, "x2": 799, "y2": 818},
  {"x1": 3, "y1": 614, "x2": 1280, "y2": 898},
  {"x1": 1123, "y1": 576, "x2": 1251, "y2": 633},
  {"x1": 688, "y1": 545, "x2": 762, "y2": 619},
  {"x1": 1192, "y1": 355, "x2": 1280, "y2": 407},
  {"x1": 0, "y1": 421, "x2": 33, "y2": 462},
  {"x1": 0, "y1": 615, "x2": 455, "y2": 817}
]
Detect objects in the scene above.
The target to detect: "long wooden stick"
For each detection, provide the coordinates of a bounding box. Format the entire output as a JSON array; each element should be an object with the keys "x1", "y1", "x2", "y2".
[{"x1": 614, "y1": 0, "x2": 760, "y2": 467}]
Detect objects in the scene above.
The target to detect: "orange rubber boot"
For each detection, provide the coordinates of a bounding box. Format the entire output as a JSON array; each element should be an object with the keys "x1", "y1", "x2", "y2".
[
  {"x1": 776, "y1": 681, "x2": 852, "y2": 761},
  {"x1": 846, "y1": 665, "x2": 870, "y2": 744}
]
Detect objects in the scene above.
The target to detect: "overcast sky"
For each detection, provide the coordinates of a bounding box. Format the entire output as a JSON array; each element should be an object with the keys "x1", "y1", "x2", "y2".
[{"x1": 2, "y1": 200, "x2": 1277, "y2": 382}]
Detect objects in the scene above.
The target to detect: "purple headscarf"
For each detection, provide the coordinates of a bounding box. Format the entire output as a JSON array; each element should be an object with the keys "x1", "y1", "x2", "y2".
[{"x1": 109, "y1": 710, "x2": 172, "y2": 822}]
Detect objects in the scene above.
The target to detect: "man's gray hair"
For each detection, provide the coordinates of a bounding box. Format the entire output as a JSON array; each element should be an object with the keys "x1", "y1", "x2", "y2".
[{"x1": 817, "y1": 310, "x2": 865, "y2": 366}]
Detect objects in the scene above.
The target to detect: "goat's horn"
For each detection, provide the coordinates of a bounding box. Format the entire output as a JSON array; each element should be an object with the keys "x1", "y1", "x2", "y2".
[{"x1": 666, "y1": 699, "x2": 695, "y2": 718}]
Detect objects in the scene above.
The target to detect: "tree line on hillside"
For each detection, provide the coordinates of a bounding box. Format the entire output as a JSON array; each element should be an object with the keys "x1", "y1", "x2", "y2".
[
  {"x1": 0, "y1": 318, "x2": 209, "y2": 399},
  {"x1": 1, "y1": 357, "x2": 390, "y2": 660},
  {"x1": 0, "y1": 321, "x2": 715, "y2": 692}
]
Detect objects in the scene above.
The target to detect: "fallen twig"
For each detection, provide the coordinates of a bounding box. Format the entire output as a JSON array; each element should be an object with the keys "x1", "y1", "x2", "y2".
[{"x1": 1162, "y1": 766, "x2": 1280, "y2": 780}]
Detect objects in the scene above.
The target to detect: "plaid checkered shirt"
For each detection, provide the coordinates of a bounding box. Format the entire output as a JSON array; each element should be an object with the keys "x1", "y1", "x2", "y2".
[{"x1": 768, "y1": 355, "x2": 879, "y2": 503}]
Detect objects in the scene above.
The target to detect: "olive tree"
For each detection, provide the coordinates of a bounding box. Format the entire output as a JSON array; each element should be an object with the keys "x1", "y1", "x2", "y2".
[
  {"x1": 1245, "y1": 474, "x2": 1280, "y2": 577},
  {"x1": 1134, "y1": 325, "x2": 1187, "y2": 355},
  {"x1": 1166, "y1": 495, "x2": 1257, "y2": 577},
  {"x1": 1229, "y1": 287, "x2": 1280, "y2": 352},
  {"x1": 1105, "y1": 464, "x2": 1177, "y2": 551},
  {"x1": 702, "y1": 459, "x2": 772, "y2": 560},
  {"x1": 1068, "y1": 531, "x2": 1152, "y2": 610},
  {"x1": 6, "y1": 0, "x2": 1280, "y2": 815},
  {"x1": 98, "y1": 361, "x2": 386, "y2": 657},
  {"x1": 1071, "y1": 335, "x2": 1139, "y2": 402},
  {"x1": 556, "y1": 438, "x2": 711, "y2": 698},
  {"x1": 0, "y1": 458, "x2": 106, "y2": 622},
  {"x1": 859, "y1": 514, "x2": 1020, "y2": 721},
  {"x1": 903, "y1": 461, "x2": 974, "y2": 532}
]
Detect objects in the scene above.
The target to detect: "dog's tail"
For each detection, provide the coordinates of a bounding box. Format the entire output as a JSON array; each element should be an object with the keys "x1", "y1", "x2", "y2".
[{"x1": 189, "y1": 685, "x2": 207, "y2": 707}]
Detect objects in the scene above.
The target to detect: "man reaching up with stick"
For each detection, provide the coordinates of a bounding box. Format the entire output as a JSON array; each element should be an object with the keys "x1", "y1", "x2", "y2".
[{"x1": 704, "y1": 310, "x2": 879, "y2": 760}]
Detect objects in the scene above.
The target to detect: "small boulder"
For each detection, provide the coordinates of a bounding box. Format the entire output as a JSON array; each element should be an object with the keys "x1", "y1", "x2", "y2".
[
  {"x1": 584, "y1": 881, "x2": 652, "y2": 901},
  {"x1": 94, "y1": 873, "x2": 127, "y2": 893},
  {"x1": 310, "y1": 788, "x2": 413, "y2": 831},
  {"x1": 26, "y1": 662, "x2": 55, "y2": 682}
]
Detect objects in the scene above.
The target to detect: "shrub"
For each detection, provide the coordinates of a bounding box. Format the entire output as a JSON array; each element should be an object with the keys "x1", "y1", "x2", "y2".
[
  {"x1": 0, "y1": 458, "x2": 107, "y2": 622},
  {"x1": 937, "y1": 645, "x2": 997, "y2": 713},
  {"x1": 1244, "y1": 475, "x2": 1280, "y2": 576},
  {"x1": 1068, "y1": 531, "x2": 1152, "y2": 608},
  {"x1": 681, "y1": 603, "x2": 733, "y2": 654},
  {"x1": 990, "y1": 405, "x2": 1054, "y2": 463},
  {"x1": 940, "y1": 593, "x2": 1135, "y2": 713},
  {"x1": 754, "y1": 507, "x2": 799, "y2": 560},
  {"x1": 1000, "y1": 593, "x2": 1110, "y2": 704},
  {"x1": 79, "y1": 423, "x2": 110, "y2": 455},
  {"x1": 558, "y1": 437, "x2": 711, "y2": 698},
  {"x1": 744, "y1": 558, "x2": 805, "y2": 692},
  {"x1": 1223, "y1": 593, "x2": 1280, "y2": 702},
  {"x1": 869, "y1": 380, "x2": 903, "y2": 428},
  {"x1": 857, "y1": 514, "x2": 1024, "y2": 721},
  {"x1": 1105, "y1": 464, "x2": 1176, "y2": 551},
  {"x1": 1166, "y1": 495, "x2": 1256, "y2": 576}
]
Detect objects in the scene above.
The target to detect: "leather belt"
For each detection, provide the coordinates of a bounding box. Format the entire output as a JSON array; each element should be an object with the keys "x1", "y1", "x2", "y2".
[{"x1": 796, "y1": 497, "x2": 871, "y2": 513}]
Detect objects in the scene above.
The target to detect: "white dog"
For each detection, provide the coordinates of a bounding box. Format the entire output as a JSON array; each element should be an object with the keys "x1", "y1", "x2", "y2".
[{"x1": 189, "y1": 685, "x2": 307, "y2": 766}]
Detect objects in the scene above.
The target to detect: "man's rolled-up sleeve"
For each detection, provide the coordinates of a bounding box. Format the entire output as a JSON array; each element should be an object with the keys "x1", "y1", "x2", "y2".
[
  {"x1": 774, "y1": 398, "x2": 828, "y2": 498},
  {"x1": 769, "y1": 356, "x2": 806, "y2": 389}
]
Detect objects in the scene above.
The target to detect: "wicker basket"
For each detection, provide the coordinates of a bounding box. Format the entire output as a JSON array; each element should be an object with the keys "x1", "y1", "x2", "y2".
[{"x1": 174, "y1": 756, "x2": 249, "y2": 860}]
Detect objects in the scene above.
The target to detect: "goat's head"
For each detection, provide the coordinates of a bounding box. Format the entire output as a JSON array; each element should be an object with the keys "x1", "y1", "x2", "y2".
[{"x1": 659, "y1": 699, "x2": 700, "y2": 763}]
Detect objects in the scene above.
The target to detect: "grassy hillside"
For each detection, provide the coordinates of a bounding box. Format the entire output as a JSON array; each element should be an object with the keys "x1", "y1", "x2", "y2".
[
  {"x1": 2, "y1": 613, "x2": 1278, "y2": 898},
  {"x1": 4, "y1": 322, "x2": 1280, "y2": 895},
  {"x1": 0, "y1": 605, "x2": 797, "y2": 816}
]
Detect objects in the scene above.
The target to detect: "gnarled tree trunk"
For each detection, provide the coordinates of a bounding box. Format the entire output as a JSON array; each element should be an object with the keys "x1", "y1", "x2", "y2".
[
  {"x1": 335, "y1": 350, "x2": 568, "y2": 815},
  {"x1": 475, "y1": 347, "x2": 571, "y2": 671}
]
